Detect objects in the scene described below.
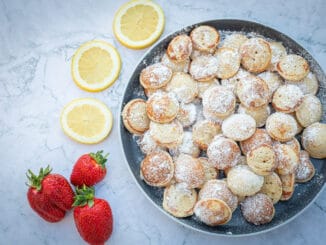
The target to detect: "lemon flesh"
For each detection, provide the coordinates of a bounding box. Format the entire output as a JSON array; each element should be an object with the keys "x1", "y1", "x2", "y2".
[
  {"x1": 61, "y1": 98, "x2": 113, "y2": 144},
  {"x1": 114, "y1": 0, "x2": 165, "y2": 49},
  {"x1": 71, "y1": 41, "x2": 121, "y2": 92}
]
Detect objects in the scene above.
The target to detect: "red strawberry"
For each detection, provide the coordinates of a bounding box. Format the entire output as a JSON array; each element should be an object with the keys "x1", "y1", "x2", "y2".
[
  {"x1": 70, "y1": 150, "x2": 108, "y2": 187},
  {"x1": 26, "y1": 166, "x2": 74, "y2": 222},
  {"x1": 73, "y1": 185, "x2": 113, "y2": 245}
]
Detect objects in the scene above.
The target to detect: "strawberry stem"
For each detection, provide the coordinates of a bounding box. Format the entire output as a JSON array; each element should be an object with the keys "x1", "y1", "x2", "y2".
[
  {"x1": 26, "y1": 165, "x2": 52, "y2": 191},
  {"x1": 73, "y1": 185, "x2": 95, "y2": 207},
  {"x1": 89, "y1": 150, "x2": 109, "y2": 169}
]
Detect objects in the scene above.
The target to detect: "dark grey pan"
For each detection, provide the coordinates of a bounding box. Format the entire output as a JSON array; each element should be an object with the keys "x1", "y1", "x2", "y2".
[{"x1": 119, "y1": 19, "x2": 326, "y2": 236}]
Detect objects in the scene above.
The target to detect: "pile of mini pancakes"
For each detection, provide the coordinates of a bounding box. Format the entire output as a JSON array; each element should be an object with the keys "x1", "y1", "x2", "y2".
[{"x1": 122, "y1": 25, "x2": 326, "y2": 226}]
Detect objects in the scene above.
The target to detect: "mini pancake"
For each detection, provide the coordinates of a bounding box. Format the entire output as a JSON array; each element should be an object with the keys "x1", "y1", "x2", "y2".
[
  {"x1": 194, "y1": 198, "x2": 232, "y2": 226},
  {"x1": 167, "y1": 35, "x2": 193, "y2": 63},
  {"x1": 241, "y1": 193, "x2": 275, "y2": 225},
  {"x1": 277, "y1": 54, "x2": 309, "y2": 81},
  {"x1": 122, "y1": 98, "x2": 150, "y2": 135},
  {"x1": 140, "y1": 63, "x2": 172, "y2": 89},
  {"x1": 140, "y1": 151, "x2": 174, "y2": 187},
  {"x1": 227, "y1": 165, "x2": 264, "y2": 196},
  {"x1": 163, "y1": 183, "x2": 197, "y2": 218},
  {"x1": 240, "y1": 38, "x2": 271, "y2": 73}
]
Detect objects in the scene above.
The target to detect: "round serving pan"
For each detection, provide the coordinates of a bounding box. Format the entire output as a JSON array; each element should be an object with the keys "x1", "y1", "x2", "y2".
[{"x1": 119, "y1": 19, "x2": 326, "y2": 236}]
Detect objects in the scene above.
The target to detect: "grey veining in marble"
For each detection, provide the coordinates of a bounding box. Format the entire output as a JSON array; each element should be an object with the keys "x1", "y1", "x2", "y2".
[{"x1": 0, "y1": 0, "x2": 325, "y2": 244}]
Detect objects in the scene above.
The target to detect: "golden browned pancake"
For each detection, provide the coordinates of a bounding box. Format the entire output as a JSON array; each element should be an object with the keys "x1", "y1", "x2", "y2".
[
  {"x1": 167, "y1": 35, "x2": 193, "y2": 63},
  {"x1": 165, "y1": 72, "x2": 198, "y2": 103},
  {"x1": 192, "y1": 120, "x2": 221, "y2": 150},
  {"x1": 241, "y1": 193, "x2": 275, "y2": 225},
  {"x1": 189, "y1": 55, "x2": 218, "y2": 82},
  {"x1": 272, "y1": 84, "x2": 303, "y2": 113},
  {"x1": 174, "y1": 154, "x2": 205, "y2": 188},
  {"x1": 301, "y1": 122, "x2": 326, "y2": 159},
  {"x1": 149, "y1": 120, "x2": 184, "y2": 148},
  {"x1": 266, "y1": 112, "x2": 298, "y2": 142},
  {"x1": 295, "y1": 150, "x2": 315, "y2": 183},
  {"x1": 140, "y1": 151, "x2": 174, "y2": 187},
  {"x1": 122, "y1": 98, "x2": 150, "y2": 135},
  {"x1": 203, "y1": 86, "x2": 236, "y2": 118},
  {"x1": 194, "y1": 198, "x2": 232, "y2": 226},
  {"x1": 215, "y1": 47, "x2": 241, "y2": 79},
  {"x1": 163, "y1": 183, "x2": 197, "y2": 218},
  {"x1": 247, "y1": 144, "x2": 276, "y2": 176},
  {"x1": 221, "y1": 114, "x2": 256, "y2": 141},
  {"x1": 207, "y1": 135, "x2": 241, "y2": 170},
  {"x1": 240, "y1": 128, "x2": 273, "y2": 155},
  {"x1": 279, "y1": 173, "x2": 295, "y2": 201},
  {"x1": 190, "y1": 25, "x2": 220, "y2": 52},
  {"x1": 277, "y1": 54, "x2": 309, "y2": 81},
  {"x1": 146, "y1": 92, "x2": 179, "y2": 123},
  {"x1": 295, "y1": 94, "x2": 322, "y2": 127},
  {"x1": 240, "y1": 38, "x2": 271, "y2": 73},
  {"x1": 260, "y1": 172, "x2": 282, "y2": 204},
  {"x1": 237, "y1": 74, "x2": 269, "y2": 109},
  {"x1": 140, "y1": 63, "x2": 172, "y2": 89},
  {"x1": 199, "y1": 179, "x2": 238, "y2": 212},
  {"x1": 227, "y1": 165, "x2": 264, "y2": 196}
]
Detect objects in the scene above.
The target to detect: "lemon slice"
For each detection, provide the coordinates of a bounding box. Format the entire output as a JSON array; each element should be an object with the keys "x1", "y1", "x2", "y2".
[
  {"x1": 71, "y1": 40, "x2": 121, "y2": 92},
  {"x1": 113, "y1": 0, "x2": 165, "y2": 49},
  {"x1": 60, "y1": 98, "x2": 113, "y2": 144}
]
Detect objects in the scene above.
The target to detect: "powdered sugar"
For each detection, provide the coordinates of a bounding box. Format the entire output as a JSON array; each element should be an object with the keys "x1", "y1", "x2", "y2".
[
  {"x1": 199, "y1": 179, "x2": 238, "y2": 211},
  {"x1": 215, "y1": 48, "x2": 241, "y2": 79},
  {"x1": 273, "y1": 143, "x2": 299, "y2": 175},
  {"x1": 138, "y1": 130, "x2": 164, "y2": 155},
  {"x1": 240, "y1": 193, "x2": 274, "y2": 225},
  {"x1": 167, "y1": 35, "x2": 193, "y2": 62},
  {"x1": 202, "y1": 86, "x2": 235, "y2": 115},
  {"x1": 240, "y1": 129, "x2": 273, "y2": 155},
  {"x1": 147, "y1": 91, "x2": 179, "y2": 119},
  {"x1": 295, "y1": 150, "x2": 315, "y2": 181},
  {"x1": 227, "y1": 165, "x2": 264, "y2": 196},
  {"x1": 189, "y1": 55, "x2": 219, "y2": 81},
  {"x1": 237, "y1": 74, "x2": 269, "y2": 108},
  {"x1": 161, "y1": 53, "x2": 190, "y2": 73},
  {"x1": 141, "y1": 151, "x2": 174, "y2": 186},
  {"x1": 140, "y1": 63, "x2": 172, "y2": 89},
  {"x1": 285, "y1": 72, "x2": 319, "y2": 95},
  {"x1": 174, "y1": 154, "x2": 205, "y2": 188},
  {"x1": 272, "y1": 84, "x2": 303, "y2": 112},
  {"x1": 258, "y1": 71, "x2": 283, "y2": 99},
  {"x1": 194, "y1": 198, "x2": 231, "y2": 225},
  {"x1": 175, "y1": 131, "x2": 200, "y2": 157},
  {"x1": 266, "y1": 112, "x2": 298, "y2": 141},
  {"x1": 222, "y1": 114, "x2": 256, "y2": 141},
  {"x1": 176, "y1": 103, "x2": 197, "y2": 127},
  {"x1": 269, "y1": 42, "x2": 287, "y2": 70},
  {"x1": 207, "y1": 135, "x2": 241, "y2": 170}
]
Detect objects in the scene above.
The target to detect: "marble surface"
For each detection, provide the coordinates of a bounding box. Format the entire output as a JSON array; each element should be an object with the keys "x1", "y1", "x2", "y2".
[{"x1": 0, "y1": 0, "x2": 325, "y2": 244}]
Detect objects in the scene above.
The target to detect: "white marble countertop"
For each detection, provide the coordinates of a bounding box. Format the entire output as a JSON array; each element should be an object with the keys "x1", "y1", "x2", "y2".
[{"x1": 1, "y1": 0, "x2": 325, "y2": 244}]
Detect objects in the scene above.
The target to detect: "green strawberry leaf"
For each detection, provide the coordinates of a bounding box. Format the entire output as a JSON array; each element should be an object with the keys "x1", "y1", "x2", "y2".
[
  {"x1": 26, "y1": 165, "x2": 52, "y2": 191},
  {"x1": 89, "y1": 150, "x2": 109, "y2": 169},
  {"x1": 73, "y1": 185, "x2": 95, "y2": 207}
]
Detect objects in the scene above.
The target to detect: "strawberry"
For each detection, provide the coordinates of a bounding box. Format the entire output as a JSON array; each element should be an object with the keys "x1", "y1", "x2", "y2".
[
  {"x1": 73, "y1": 185, "x2": 113, "y2": 245},
  {"x1": 26, "y1": 166, "x2": 74, "y2": 222},
  {"x1": 70, "y1": 150, "x2": 108, "y2": 187}
]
